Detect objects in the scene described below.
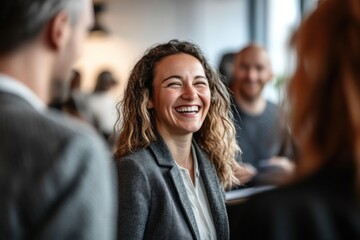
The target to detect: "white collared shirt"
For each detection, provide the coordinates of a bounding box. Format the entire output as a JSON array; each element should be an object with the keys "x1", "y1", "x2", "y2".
[
  {"x1": 175, "y1": 145, "x2": 217, "y2": 240},
  {"x1": 0, "y1": 73, "x2": 46, "y2": 111}
]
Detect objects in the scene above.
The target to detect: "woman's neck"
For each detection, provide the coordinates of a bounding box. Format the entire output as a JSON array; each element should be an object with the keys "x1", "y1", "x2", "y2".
[{"x1": 161, "y1": 132, "x2": 195, "y2": 183}]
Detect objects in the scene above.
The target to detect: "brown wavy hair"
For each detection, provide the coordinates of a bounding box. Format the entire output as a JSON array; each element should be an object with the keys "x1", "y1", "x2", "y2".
[
  {"x1": 288, "y1": 0, "x2": 360, "y2": 182},
  {"x1": 114, "y1": 39, "x2": 239, "y2": 189}
]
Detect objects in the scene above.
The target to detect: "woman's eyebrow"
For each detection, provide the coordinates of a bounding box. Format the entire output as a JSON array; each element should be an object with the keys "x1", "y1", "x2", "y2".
[{"x1": 162, "y1": 75, "x2": 182, "y2": 83}]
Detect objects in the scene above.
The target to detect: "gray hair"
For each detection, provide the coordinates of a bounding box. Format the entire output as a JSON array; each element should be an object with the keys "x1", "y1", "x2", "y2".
[{"x1": 0, "y1": 0, "x2": 86, "y2": 54}]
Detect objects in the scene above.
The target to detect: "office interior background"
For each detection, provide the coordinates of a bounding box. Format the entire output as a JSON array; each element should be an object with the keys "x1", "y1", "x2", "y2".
[{"x1": 75, "y1": 0, "x2": 318, "y2": 102}]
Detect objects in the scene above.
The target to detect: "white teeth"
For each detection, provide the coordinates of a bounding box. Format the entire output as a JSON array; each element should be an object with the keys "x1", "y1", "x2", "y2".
[{"x1": 176, "y1": 106, "x2": 199, "y2": 113}]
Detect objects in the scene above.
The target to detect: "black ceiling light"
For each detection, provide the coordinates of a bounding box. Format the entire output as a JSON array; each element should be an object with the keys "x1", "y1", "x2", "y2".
[{"x1": 90, "y1": 2, "x2": 109, "y2": 34}]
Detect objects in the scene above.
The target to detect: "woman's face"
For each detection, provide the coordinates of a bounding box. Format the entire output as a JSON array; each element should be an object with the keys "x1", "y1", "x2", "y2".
[{"x1": 148, "y1": 53, "x2": 211, "y2": 138}]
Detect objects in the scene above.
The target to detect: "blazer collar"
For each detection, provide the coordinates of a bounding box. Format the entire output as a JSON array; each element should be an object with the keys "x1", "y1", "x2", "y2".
[
  {"x1": 148, "y1": 134, "x2": 175, "y2": 167},
  {"x1": 149, "y1": 135, "x2": 228, "y2": 239},
  {"x1": 149, "y1": 135, "x2": 200, "y2": 239},
  {"x1": 194, "y1": 143, "x2": 229, "y2": 240},
  {"x1": 0, "y1": 74, "x2": 46, "y2": 111}
]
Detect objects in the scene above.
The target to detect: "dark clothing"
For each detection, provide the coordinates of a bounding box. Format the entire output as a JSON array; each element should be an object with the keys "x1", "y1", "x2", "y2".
[
  {"x1": 229, "y1": 163, "x2": 360, "y2": 240},
  {"x1": 0, "y1": 91, "x2": 117, "y2": 239},
  {"x1": 232, "y1": 100, "x2": 293, "y2": 169},
  {"x1": 115, "y1": 137, "x2": 229, "y2": 240}
]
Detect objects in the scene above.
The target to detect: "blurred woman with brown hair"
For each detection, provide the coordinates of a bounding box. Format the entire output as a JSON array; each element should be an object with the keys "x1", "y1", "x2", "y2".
[{"x1": 231, "y1": 0, "x2": 360, "y2": 239}]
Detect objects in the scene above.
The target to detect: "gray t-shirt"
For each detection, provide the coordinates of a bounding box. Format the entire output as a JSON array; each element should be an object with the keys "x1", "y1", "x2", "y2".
[{"x1": 232, "y1": 100, "x2": 293, "y2": 169}]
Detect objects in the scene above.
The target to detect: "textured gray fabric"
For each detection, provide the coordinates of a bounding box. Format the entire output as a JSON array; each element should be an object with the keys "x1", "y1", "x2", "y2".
[
  {"x1": 0, "y1": 92, "x2": 117, "y2": 240},
  {"x1": 116, "y1": 137, "x2": 229, "y2": 240},
  {"x1": 232, "y1": 100, "x2": 293, "y2": 168}
]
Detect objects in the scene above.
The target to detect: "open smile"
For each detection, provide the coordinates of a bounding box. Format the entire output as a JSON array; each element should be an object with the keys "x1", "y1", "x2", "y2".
[{"x1": 175, "y1": 105, "x2": 200, "y2": 114}]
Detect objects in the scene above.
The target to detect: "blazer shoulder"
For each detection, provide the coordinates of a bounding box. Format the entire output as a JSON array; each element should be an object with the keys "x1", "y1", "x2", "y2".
[
  {"x1": 45, "y1": 109, "x2": 100, "y2": 139},
  {"x1": 115, "y1": 147, "x2": 157, "y2": 172},
  {"x1": 116, "y1": 147, "x2": 154, "y2": 162}
]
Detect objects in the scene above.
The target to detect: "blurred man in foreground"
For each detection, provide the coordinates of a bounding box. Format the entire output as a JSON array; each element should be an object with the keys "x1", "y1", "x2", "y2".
[{"x1": 0, "y1": 0, "x2": 117, "y2": 239}]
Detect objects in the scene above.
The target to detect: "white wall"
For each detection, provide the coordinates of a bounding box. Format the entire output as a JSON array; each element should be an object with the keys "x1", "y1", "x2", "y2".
[
  {"x1": 75, "y1": 0, "x2": 249, "y2": 95},
  {"x1": 263, "y1": 0, "x2": 300, "y2": 103},
  {"x1": 267, "y1": 0, "x2": 299, "y2": 76}
]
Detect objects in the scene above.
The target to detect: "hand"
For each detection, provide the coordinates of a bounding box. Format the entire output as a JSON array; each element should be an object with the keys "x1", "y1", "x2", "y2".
[
  {"x1": 234, "y1": 162, "x2": 257, "y2": 185},
  {"x1": 267, "y1": 156, "x2": 295, "y2": 174}
]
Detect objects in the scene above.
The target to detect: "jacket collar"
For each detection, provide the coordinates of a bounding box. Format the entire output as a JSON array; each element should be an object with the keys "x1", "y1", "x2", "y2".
[
  {"x1": 149, "y1": 134, "x2": 228, "y2": 239},
  {"x1": 195, "y1": 144, "x2": 229, "y2": 240},
  {"x1": 148, "y1": 134, "x2": 175, "y2": 167},
  {"x1": 149, "y1": 135, "x2": 200, "y2": 239},
  {"x1": 0, "y1": 73, "x2": 46, "y2": 111}
]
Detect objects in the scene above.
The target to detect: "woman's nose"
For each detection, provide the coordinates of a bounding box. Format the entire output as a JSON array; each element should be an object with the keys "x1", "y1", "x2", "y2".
[{"x1": 182, "y1": 84, "x2": 197, "y2": 100}]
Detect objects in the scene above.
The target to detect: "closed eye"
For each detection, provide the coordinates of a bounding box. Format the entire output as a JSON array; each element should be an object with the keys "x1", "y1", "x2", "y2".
[
  {"x1": 162, "y1": 75, "x2": 183, "y2": 87},
  {"x1": 195, "y1": 82, "x2": 208, "y2": 87},
  {"x1": 194, "y1": 76, "x2": 209, "y2": 86},
  {"x1": 166, "y1": 82, "x2": 182, "y2": 87}
]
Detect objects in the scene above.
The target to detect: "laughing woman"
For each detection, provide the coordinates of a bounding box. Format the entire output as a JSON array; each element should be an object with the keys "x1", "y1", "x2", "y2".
[{"x1": 113, "y1": 40, "x2": 240, "y2": 240}]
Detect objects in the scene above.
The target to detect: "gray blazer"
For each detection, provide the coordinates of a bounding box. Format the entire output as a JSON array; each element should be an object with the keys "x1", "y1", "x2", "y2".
[
  {"x1": 116, "y1": 136, "x2": 229, "y2": 240},
  {"x1": 0, "y1": 92, "x2": 117, "y2": 239}
]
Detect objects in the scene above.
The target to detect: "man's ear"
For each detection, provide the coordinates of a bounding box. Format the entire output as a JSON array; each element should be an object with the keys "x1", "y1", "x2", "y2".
[{"x1": 47, "y1": 11, "x2": 70, "y2": 51}]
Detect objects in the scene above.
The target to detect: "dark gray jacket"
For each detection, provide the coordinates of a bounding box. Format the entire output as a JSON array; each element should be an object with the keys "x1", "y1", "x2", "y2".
[
  {"x1": 116, "y1": 137, "x2": 229, "y2": 240},
  {"x1": 0, "y1": 91, "x2": 117, "y2": 240}
]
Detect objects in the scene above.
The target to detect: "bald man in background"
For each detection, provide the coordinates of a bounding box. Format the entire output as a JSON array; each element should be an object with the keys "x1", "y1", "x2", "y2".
[
  {"x1": 230, "y1": 44, "x2": 295, "y2": 187},
  {"x1": 0, "y1": 0, "x2": 117, "y2": 239}
]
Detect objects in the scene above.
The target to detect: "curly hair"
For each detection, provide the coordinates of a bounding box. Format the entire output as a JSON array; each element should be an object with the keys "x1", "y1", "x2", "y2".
[{"x1": 114, "y1": 39, "x2": 239, "y2": 189}]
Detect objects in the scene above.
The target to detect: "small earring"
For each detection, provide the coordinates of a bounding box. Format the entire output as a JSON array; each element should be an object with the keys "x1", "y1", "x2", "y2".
[{"x1": 147, "y1": 102, "x2": 153, "y2": 109}]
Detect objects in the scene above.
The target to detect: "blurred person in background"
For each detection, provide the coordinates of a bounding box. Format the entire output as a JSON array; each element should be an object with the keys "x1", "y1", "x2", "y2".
[
  {"x1": 87, "y1": 70, "x2": 119, "y2": 143},
  {"x1": 56, "y1": 69, "x2": 97, "y2": 125},
  {"x1": 0, "y1": 0, "x2": 117, "y2": 239},
  {"x1": 230, "y1": 44, "x2": 295, "y2": 187},
  {"x1": 218, "y1": 52, "x2": 236, "y2": 85},
  {"x1": 114, "y1": 39, "x2": 241, "y2": 239},
  {"x1": 62, "y1": 70, "x2": 90, "y2": 120},
  {"x1": 231, "y1": 0, "x2": 360, "y2": 239}
]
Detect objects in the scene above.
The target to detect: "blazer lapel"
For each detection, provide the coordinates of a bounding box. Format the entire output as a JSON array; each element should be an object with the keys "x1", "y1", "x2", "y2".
[
  {"x1": 193, "y1": 141, "x2": 229, "y2": 240},
  {"x1": 168, "y1": 167, "x2": 201, "y2": 240},
  {"x1": 149, "y1": 138, "x2": 201, "y2": 240}
]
